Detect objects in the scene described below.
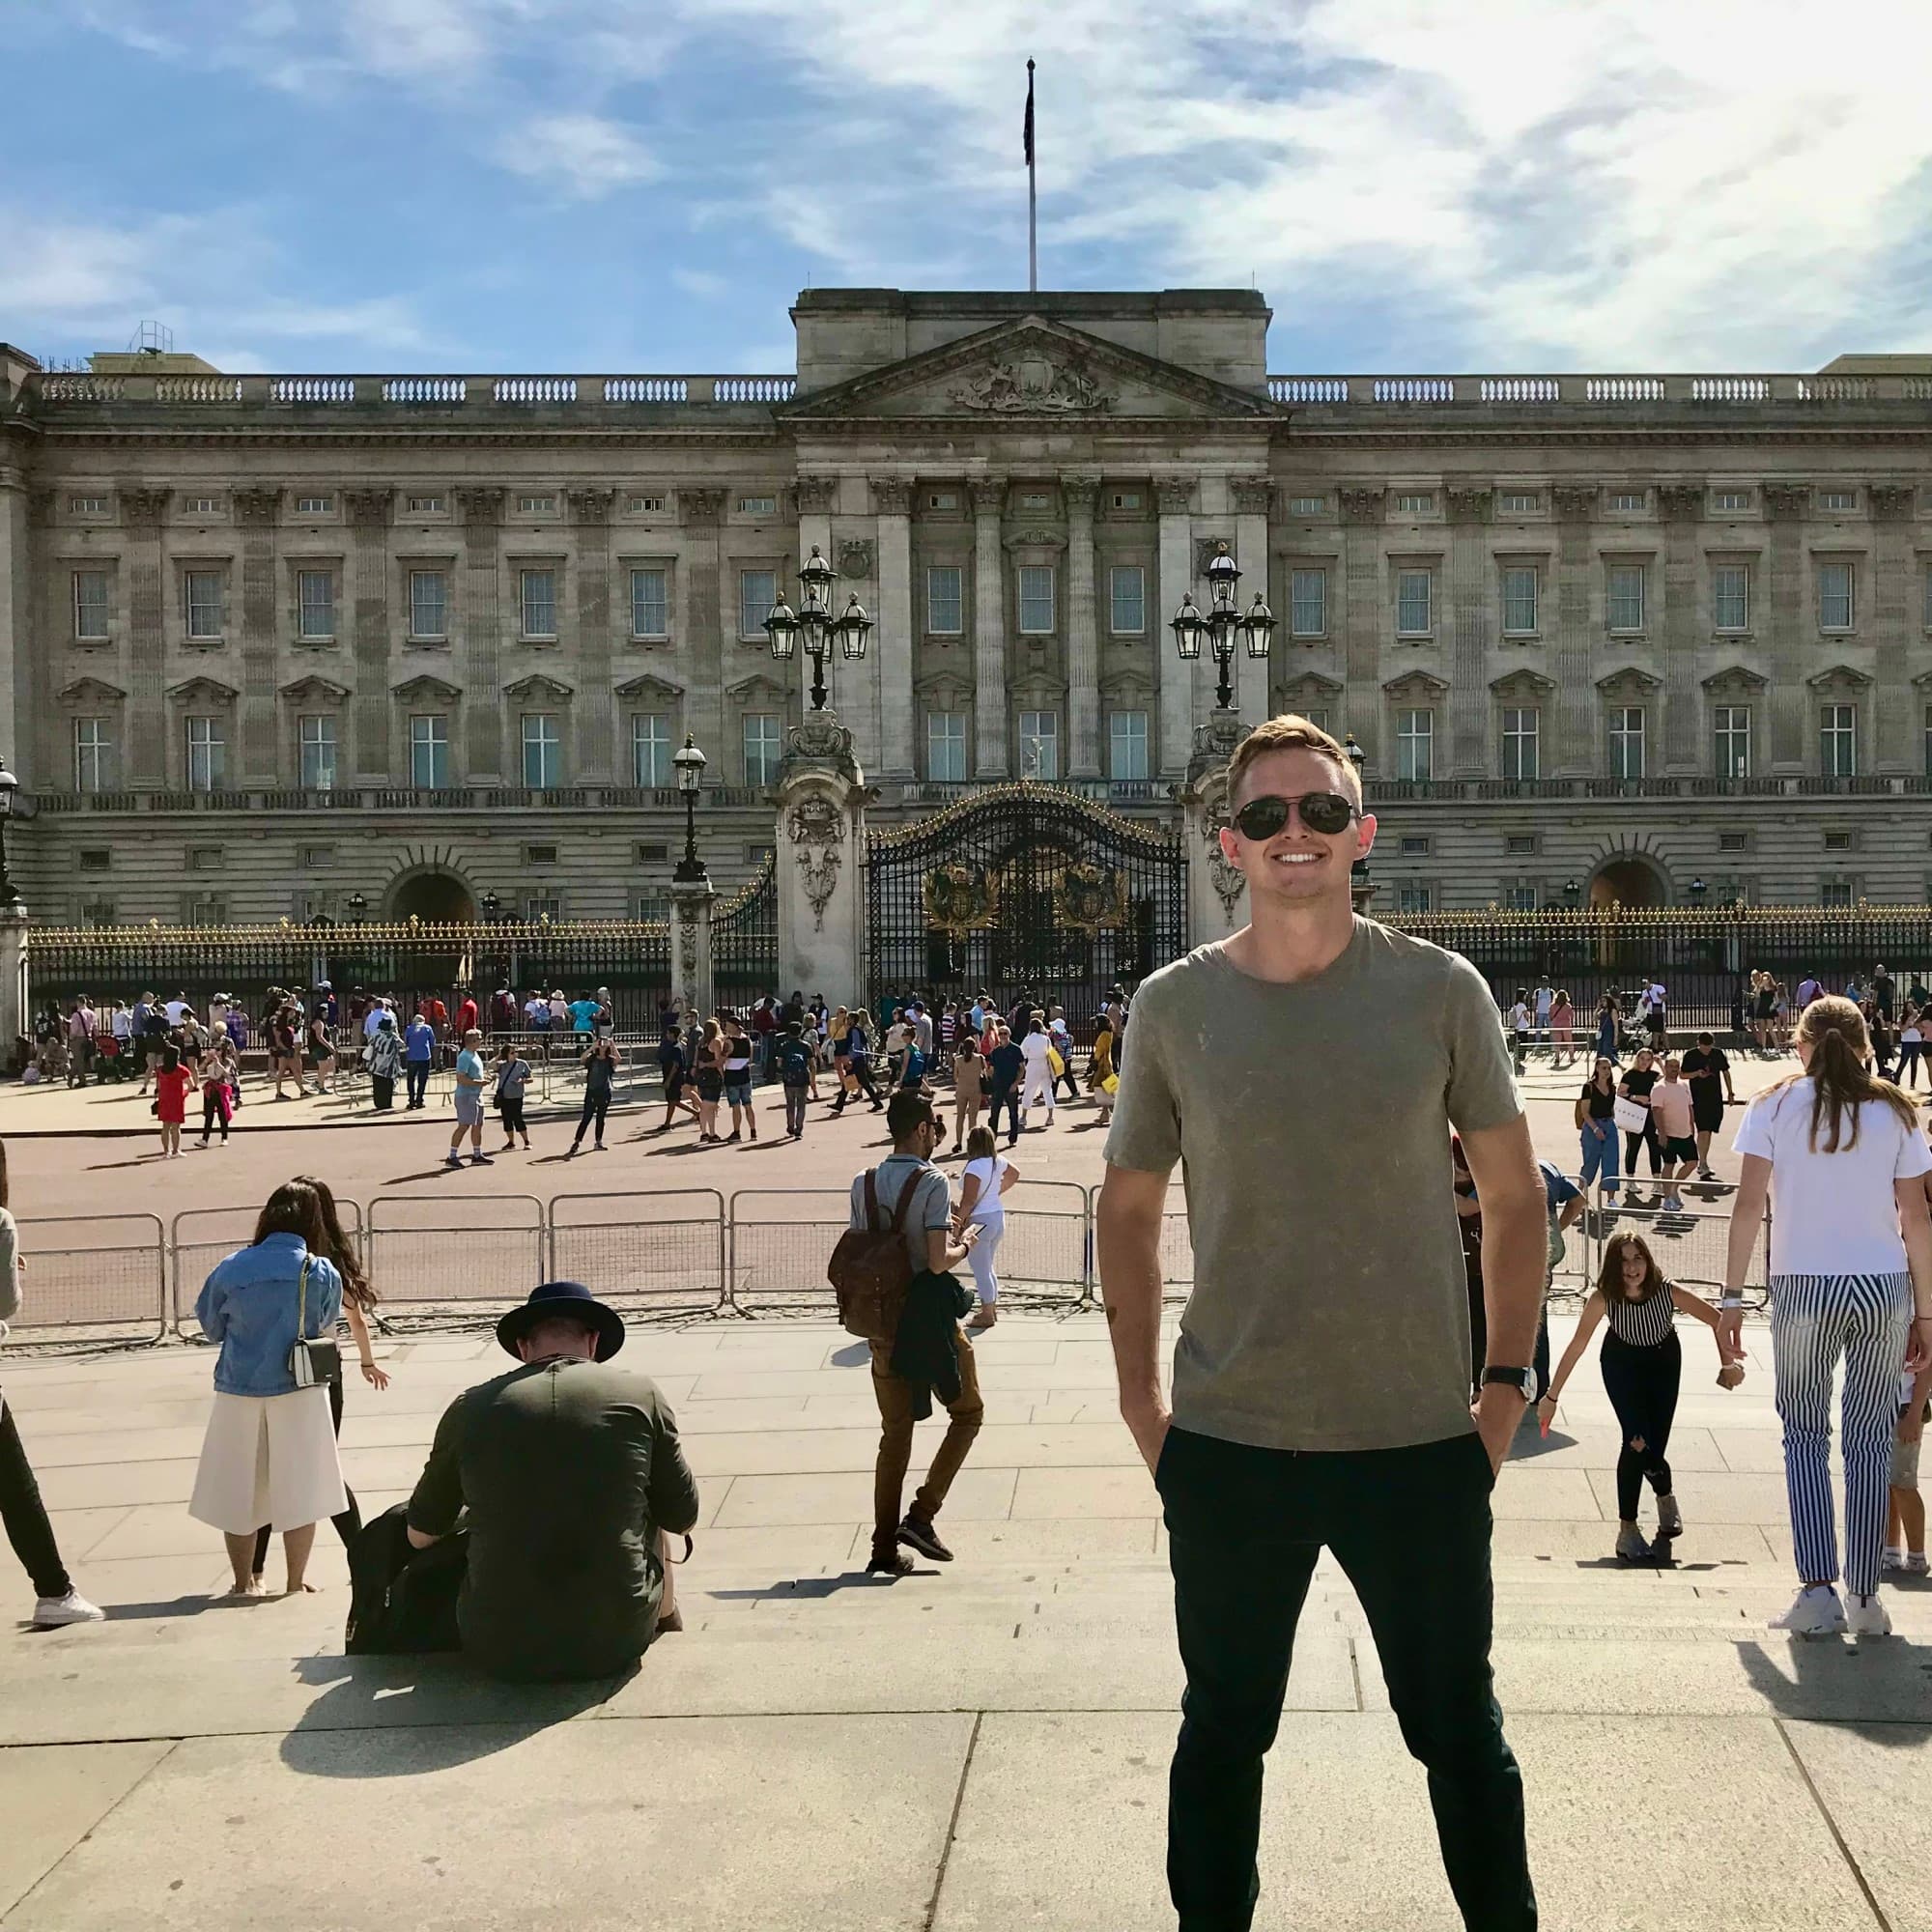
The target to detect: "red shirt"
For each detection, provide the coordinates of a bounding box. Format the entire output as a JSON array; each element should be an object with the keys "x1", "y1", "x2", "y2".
[
  {"x1": 422, "y1": 998, "x2": 447, "y2": 1027},
  {"x1": 455, "y1": 998, "x2": 478, "y2": 1035},
  {"x1": 155, "y1": 1065, "x2": 195, "y2": 1124}
]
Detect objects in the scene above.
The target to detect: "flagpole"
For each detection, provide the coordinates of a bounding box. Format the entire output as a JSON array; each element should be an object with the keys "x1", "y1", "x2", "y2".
[{"x1": 1026, "y1": 58, "x2": 1037, "y2": 292}]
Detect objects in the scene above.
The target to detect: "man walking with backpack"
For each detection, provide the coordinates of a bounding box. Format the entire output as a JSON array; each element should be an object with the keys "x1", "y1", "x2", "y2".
[{"x1": 838, "y1": 1092, "x2": 982, "y2": 1577}]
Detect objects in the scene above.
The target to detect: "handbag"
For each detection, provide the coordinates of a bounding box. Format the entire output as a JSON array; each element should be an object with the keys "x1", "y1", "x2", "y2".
[
  {"x1": 1046, "y1": 1046, "x2": 1065, "y2": 1076},
  {"x1": 288, "y1": 1257, "x2": 342, "y2": 1389},
  {"x1": 1612, "y1": 1096, "x2": 1650, "y2": 1134}
]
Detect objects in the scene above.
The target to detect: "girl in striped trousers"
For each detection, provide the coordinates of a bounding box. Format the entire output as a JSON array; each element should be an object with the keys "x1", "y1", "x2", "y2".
[{"x1": 1723, "y1": 997, "x2": 1932, "y2": 1637}]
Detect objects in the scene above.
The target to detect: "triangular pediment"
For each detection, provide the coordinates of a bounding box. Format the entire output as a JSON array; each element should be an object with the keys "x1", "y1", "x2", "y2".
[
  {"x1": 1381, "y1": 670, "x2": 1450, "y2": 698},
  {"x1": 782, "y1": 317, "x2": 1277, "y2": 424},
  {"x1": 613, "y1": 672, "x2": 685, "y2": 701},
  {"x1": 915, "y1": 671, "x2": 975, "y2": 703},
  {"x1": 503, "y1": 672, "x2": 575, "y2": 701},
  {"x1": 1596, "y1": 667, "x2": 1662, "y2": 698},
  {"x1": 1806, "y1": 663, "x2": 1871, "y2": 692},
  {"x1": 1703, "y1": 664, "x2": 1768, "y2": 696},
  {"x1": 1276, "y1": 671, "x2": 1346, "y2": 704},
  {"x1": 391, "y1": 674, "x2": 461, "y2": 701},
  {"x1": 1490, "y1": 669, "x2": 1556, "y2": 699},
  {"x1": 166, "y1": 676, "x2": 238, "y2": 706},
  {"x1": 59, "y1": 675, "x2": 128, "y2": 703},
  {"x1": 726, "y1": 673, "x2": 789, "y2": 703},
  {"x1": 279, "y1": 674, "x2": 351, "y2": 703}
]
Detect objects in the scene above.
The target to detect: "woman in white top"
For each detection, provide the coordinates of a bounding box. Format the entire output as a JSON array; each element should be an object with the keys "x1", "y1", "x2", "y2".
[
  {"x1": 1723, "y1": 996, "x2": 1932, "y2": 1636},
  {"x1": 955, "y1": 1126, "x2": 1018, "y2": 1332},
  {"x1": 1898, "y1": 1007, "x2": 1925, "y2": 1092}
]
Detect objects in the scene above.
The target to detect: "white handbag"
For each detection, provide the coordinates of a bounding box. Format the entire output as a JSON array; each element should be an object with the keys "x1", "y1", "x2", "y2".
[{"x1": 1612, "y1": 1096, "x2": 1650, "y2": 1134}]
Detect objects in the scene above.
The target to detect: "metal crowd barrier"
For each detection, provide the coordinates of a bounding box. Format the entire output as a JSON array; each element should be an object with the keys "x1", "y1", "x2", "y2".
[
  {"x1": 987, "y1": 1179, "x2": 1090, "y2": 1305},
  {"x1": 366, "y1": 1192, "x2": 547, "y2": 1312},
  {"x1": 727, "y1": 1187, "x2": 852, "y2": 1316},
  {"x1": 170, "y1": 1200, "x2": 367, "y2": 1335},
  {"x1": 548, "y1": 1189, "x2": 725, "y2": 1314},
  {"x1": 10, "y1": 1212, "x2": 167, "y2": 1344}
]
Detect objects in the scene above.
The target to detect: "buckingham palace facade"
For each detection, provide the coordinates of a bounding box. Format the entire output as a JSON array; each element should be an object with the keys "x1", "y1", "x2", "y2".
[{"x1": 3, "y1": 285, "x2": 1932, "y2": 927}]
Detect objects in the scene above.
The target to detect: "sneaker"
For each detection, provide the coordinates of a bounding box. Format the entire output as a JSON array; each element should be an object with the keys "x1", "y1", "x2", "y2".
[
  {"x1": 33, "y1": 1590, "x2": 105, "y2": 1627},
  {"x1": 443, "y1": 1152, "x2": 465, "y2": 1168},
  {"x1": 469, "y1": 1153, "x2": 494, "y2": 1165},
  {"x1": 866, "y1": 1545, "x2": 915, "y2": 1577},
  {"x1": 1614, "y1": 1523, "x2": 1652, "y2": 1564},
  {"x1": 1882, "y1": 1546, "x2": 1906, "y2": 1574},
  {"x1": 1696, "y1": 1165, "x2": 1717, "y2": 1180},
  {"x1": 1662, "y1": 1196, "x2": 1684, "y2": 1213},
  {"x1": 1656, "y1": 1494, "x2": 1683, "y2": 1540},
  {"x1": 1907, "y1": 1553, "x2": 1930, "y2": 1577},
  {"x1": 896, "y1": 1515, "x2": 953, "y2": 1562},
  {"x1": 1848, "y1": 1593, "x2": 1892, "y2": 1638},
  {"x1": 1769, "y1": 1584, "x2": 1847, "y2": 1635}
]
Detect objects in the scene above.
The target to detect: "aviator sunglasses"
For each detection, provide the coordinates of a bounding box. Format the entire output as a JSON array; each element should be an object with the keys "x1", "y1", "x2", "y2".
[{"x1": 1232, "y1": 790, "x2": 1361, "y2": 840}]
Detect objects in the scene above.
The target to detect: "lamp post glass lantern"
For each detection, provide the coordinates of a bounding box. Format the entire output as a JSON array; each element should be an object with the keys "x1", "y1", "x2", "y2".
[
  {"x1": 347, "y1": 891, "x2": 367, "y2": 924},
  {"x1": 673, "y1": 733, "x2": 708, "y2": 882},
  {"x1": 0, "y1": 759, "x2": 17, "y2": 906},
  {"x1": 1171, "y1": 542, "x2": 1273, "y2": 710},
  {"x1": 766, "y1": 545, "x2": 869, "y2": 710}
]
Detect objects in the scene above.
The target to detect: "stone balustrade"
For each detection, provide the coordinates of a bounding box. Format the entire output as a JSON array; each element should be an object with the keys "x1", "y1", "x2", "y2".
[
  {"x1": 25, "y1": 372, "x2": 799, "y2": 411},
  {"x1": 1265, "y1": 372, "x2": 1932, "y2": 406}
]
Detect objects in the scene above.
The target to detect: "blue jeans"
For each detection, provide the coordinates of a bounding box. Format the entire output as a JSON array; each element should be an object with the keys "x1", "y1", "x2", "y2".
[
  {"x1": 1577, "y1": 1123, "x2": 1620, "y2": 1198},
  {"x1": 406, "y1": 1060, "x2": 432, "y2": 1106}
]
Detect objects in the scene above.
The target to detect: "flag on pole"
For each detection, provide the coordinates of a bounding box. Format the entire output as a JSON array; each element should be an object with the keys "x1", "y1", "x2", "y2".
[{"x1": 1023, "y1": 60, "x2": 1036, "y2": 164}]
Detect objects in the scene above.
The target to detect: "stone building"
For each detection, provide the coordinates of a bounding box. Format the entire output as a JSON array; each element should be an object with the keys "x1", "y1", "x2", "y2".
[{"x1": 2, "y1": 287, "x2": 1930, "y2": 928}]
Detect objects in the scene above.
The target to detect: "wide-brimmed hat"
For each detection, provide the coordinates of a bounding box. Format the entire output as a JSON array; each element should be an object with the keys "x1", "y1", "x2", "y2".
[{"x1": 496, "y1": 1280, "x2": 625, "y2": 1362}]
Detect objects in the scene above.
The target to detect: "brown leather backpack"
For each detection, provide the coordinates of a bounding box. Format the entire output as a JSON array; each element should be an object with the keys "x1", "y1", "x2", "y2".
[{"x1": 828, "y1": 1168, "x2": 918, "y2": 1342}]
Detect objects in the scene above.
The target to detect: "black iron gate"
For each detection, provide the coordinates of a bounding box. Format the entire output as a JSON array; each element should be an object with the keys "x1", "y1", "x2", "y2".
[
  {"x1": 866, "y1": 781, "x2": 1185, "y2": 1022},
  {"x1": 713, "y1": 854, "x2": 778, "y2": 1006}
]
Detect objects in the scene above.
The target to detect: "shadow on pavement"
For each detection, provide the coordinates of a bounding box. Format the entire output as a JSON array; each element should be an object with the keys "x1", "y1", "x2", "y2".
[{"x1": 1735, "y1": 1633, "x2": 1932, "y2": 1740}]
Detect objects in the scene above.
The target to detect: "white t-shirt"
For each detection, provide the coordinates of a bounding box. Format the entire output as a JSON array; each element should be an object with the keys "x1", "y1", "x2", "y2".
[
  {"x1": 1019, "y1": 1032, "x2": 1054, "y2": 1071},
  {"x1": 164, "y1": 1000, "x2": 188, "y2": 1024},
  {"x1": 1732, "y1": 1078, "x2": 1932, "y2": 1276},
  {"x1": 961, "y1": 1154, "x2": 1009, "y2": 1224},
  {"x1": 1508, "y1": 1003, "x2": 1530, "y2": 1032}
]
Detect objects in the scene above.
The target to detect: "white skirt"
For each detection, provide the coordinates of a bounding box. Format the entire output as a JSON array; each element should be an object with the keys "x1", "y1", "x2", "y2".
[{"x1": 188, "y1": 1387, "x2": 348, "y2": 1537}]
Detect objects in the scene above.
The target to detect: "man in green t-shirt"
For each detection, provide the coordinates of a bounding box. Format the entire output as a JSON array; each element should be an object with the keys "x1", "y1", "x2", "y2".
[
  {"x1": 406, "y1": 1281, "x2": 700, "y2": 1681},
  {"x1": 1097, "y1": 714, "x2": 1548, "y2": 1931}
]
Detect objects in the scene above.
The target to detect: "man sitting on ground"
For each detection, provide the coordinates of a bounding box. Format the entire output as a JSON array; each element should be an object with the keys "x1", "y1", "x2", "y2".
[{"x1": 404, "y1": 1280, "x2": 699, "y2": 1681}]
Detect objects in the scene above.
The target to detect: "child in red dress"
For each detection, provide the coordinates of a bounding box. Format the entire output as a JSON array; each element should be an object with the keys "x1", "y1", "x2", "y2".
[{"x1": 154, "y1": 1044, "x2": 194, "y2": 1159}]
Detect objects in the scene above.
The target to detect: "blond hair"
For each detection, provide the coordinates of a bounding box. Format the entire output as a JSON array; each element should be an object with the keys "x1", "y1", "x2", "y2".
[
  {"x1": 1226, "y1": 713, "x2": 1358, "y2": 809},
  {"x1": 1766, "y1": 995, "x2": 1918, "y2": 1151}
]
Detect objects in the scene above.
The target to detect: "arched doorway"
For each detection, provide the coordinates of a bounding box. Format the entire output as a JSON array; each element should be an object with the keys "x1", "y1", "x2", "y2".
[
  {"x1": 1589, "y1": 856, "x2": 1668, "y2": 908},
  {"x1": 386, "y1": 868, "x2": 476, "y2": 923}
]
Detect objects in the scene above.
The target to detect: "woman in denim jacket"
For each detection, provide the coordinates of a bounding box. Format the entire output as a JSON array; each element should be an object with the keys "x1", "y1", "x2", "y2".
[{"x1": 188, "y1": 1179, "x2": 349, "y2": 1597}]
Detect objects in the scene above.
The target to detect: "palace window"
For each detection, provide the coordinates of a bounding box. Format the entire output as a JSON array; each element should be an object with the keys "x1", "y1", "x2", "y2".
[
  {"x1": 72, "y1": 570, "x2": 109, "y2": 639},
  {"x1": 1606, "y1": 564, "x2": 1645, "y2": 633},
  {"x1": 521, "y1": 712, "x2": 561, "y2": 788},
  {"x1": 409, "y1": 569, "x2": 448, "y2": 639},
  {"x1": 926, "y1": 712, "x2": 966, "y2": 781},
  {"x1": 1288, "y1": 495, "x2": 1327, "y2": 516},
  {"x1": 1397, "y1": 882, "x2": 1433, "y2": 913},
  {"x1": 1394, "y1": 492, "x2": 1435, "y2": 515},
  {"x1": 405, "y1": 494, "x2": 446, "y2": 514},
  {"x1": 520, "y1": 568, "x2": 557, "y2": 639},
  {"x1": 184, "y1": 570, "x2": 223, "y2": 639},
  {"x1": 185, "y1": 716, "x2": 225, "y2": 792},
  {"x1": 1396, "y1": 569, "x2": 1434, "y2": 637},
  {"x1": 1500, "y1": 707, "x2": 1539, "y2": 780},
  {"x1": 69, "y1": 495, "x2": 109, "y2": 515},
  {"x1": 295, "y1": 496, "x2": 333, "y2": 515},
  {"x1": 736, "y1": 495, "x2": 777, "y2": 516},
  {"x1": 630, "y1": 495, "x2": 667, "y2": 514},
  {"x1": 1110, "y1": 565, "x2": 1146, "y2": 635},
  {"x1": 518, "y1": 495, "x2": 555, "y2": 515},
  {"x1": 1498, "y1": 491, "x2": 1541, "y2": 515},
  {"x1": 1817, "y1": 562, "x2": 1855, "y2": 630},
  {"x1": 1289, "y1": 568, "x2": 1326, "y2": 639},
  {"x1": 1109, "y1": 710, "x2": 1150, "y2": 781},
  {"x1": 1714, "y1": 705, "x2": 1751, "y2": 779},
  {"x1": 630, "y1": 567, "x2": 668, "y2": 639},
  {"x1": 1018, "y1": 565, "x2": 1056, "y2": 634},
  {"x1": 298, "y1": 715, "x2": 337, "y2": 790},
  {"x1": 1610, "y1": 491, "x2": 1647, "y2": 512},
  {"x1": 631, "y1": 713, "x2": 670, "y2": 787},
  {"x1": 1713, "y1": 489, "x2": 1751, "y2": 514},
  {"x1": 1501, "y1": 565, "x2": 1539, "y2": 635},
  {"x1": 1607, "y1": 706, "x2": 1645, "y2": 780},
  {"x1": 1713, "y1": 565, "x2": 1749, "y2": 632},
  {"x1": 297, "y1": 568, "x2": 335, "y2": 640},
  {"x1": 743, "y1": 712, "x2": 781, "y2": 785},
  {"x1": 72, "y1": 718, "x2": 113, "y2": 792},
  {"x1": 409, "y1": 714, "x2": 448, "y2": 789},
  {"x1": 738, "y1": 570, "x2": 777, "y2": 639},
  {"x1": 1395, "y1": 708, "x2": 1433, "y2": 781},
  {"x1": 926, "y1": 566, "x2": 963, "y2": 635},
  {"x1": 1820, "y1": 703, "x2": 1857, "y2": 777},
  {"x1": 1818, "y1": 489, "x2": 1857, "y2": 513},
  {"x1": 1018, "y1": 709, "x2": 1060, "y2": 780}
]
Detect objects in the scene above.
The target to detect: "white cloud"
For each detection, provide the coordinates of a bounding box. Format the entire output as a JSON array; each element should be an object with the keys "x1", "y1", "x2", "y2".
[
  {"x1": 498, "y1": 114, "x2": 663, "y2": 198},
  {"x1": 669, "y1": 267, "x2": 730, "y2": 300}
]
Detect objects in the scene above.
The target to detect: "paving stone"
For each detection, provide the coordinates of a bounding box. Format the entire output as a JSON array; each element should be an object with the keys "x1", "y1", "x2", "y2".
[
  {"x1": 710, "y1": 1464, "x2": 1017, "y2": 1529},
  {"x1": 0, "y1": 1740, "x2": 176, "y2": 1918},
  {"x1": 1781, "y1": 1719, "x2": 1932, "y2": 1931}
]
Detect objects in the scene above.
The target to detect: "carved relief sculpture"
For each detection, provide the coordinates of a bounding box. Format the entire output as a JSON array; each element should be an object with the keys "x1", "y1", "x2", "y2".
[
  {"x1": 1337, "y1": 488, "x2": 1385, "y2": 526},
  {"x1": 837, "y1": 539, "x2": 874, "y2": 582},
  {"x1": 922, "y1": 864, "x2": 1001, "y2": 935},
  {"x1": 869, "y1": 477, "x2": 913, "y2": 518},
  {"x1": 950, "y1": 355, "x2": 1112, "y2": 413},
  {"x1": 233, "y1": 487, "x2": 281, "y2": 527},
  {"x1": 794, "y1": 475, "x2": 838, "y2": 515},
  {"x1": 786, "y1": 792, "x2": 845, "y2": 931},
  {"x1": 1655, "y1": 483, "x2": 1704, "y2": 523},
  {"x1": 1199, "y1": 777, "x2": 1247, "y2": 920}
]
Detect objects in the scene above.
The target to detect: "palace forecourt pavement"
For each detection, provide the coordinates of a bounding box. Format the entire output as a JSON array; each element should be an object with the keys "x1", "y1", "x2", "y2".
[{"x1": 2, "y1": 1052, "x2": 1930, "y2": 1930}]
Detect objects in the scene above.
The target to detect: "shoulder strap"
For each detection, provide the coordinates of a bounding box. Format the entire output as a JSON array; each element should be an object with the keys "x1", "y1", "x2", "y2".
[
  {"x1": 864, "y1": 1169, "x2": 883, "y2": 1232},
  {"x1": 297, "y1": 1257, "x2": 311, "y2": 1341}
]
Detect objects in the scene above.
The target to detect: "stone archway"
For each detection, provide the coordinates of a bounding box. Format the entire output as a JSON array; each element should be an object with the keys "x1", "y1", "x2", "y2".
[
  {"x1": 385, "y1": 867, "x2": 476, "y2": 923},
  {"x1": 1589, "y1": 855, "x2": 1668, "y2": 908}
]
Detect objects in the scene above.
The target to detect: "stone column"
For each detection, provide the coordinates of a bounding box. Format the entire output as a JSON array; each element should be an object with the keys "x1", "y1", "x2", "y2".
[
  {"x1": 0, "y1": 900, "x2": 27, "y2": 1069},
  {"x1": 970, "y1": 480, "x2": 1008, "y2": 776},
  {"x1": 1445, "y1": 488, "x2": 1493, "y2": 777},
  {"x1": 345, "y1": 489, "x2": 394, "y2": 781},
  {"x1": 568, "y1": 488, "x2": 615, "y2": 781},
  {"x1": 1763, "y1": 483, "x2": 1808, "y2": 771},
  {"x1": 1233, "y1": 478, "x2": 1272, "y2": 732},
  {"x1": 869, "y1": 477, "x2": 915, "y2": 779},
  {"x1": 679, "y1": 488, "x2": 727, "y2": 761},
  {"x1": 1156, "y1": 479, "x2": 1195, "y2": 778},
  {"x1": 456, "y1": 488, "x2": 504, "y2": 782},
  {"x1": 229, "y1": 489, "x2": 280, "y2": 782},
  {"x1": 122, "y1": 487, "x2": 170, "y2": 786},
  {"x1": 1064, "y1": 473, "x2": 1102, "y2": 776},
  {"x1": 1656, "y1": 484, "x2": 1702, "y2": 774},
  {"x1": 774, "y1": 716, "x2": 868, "y2": 1000},
  {"x1": 1550, "y1": 486, "x2": 1598, "y2": 775},
  {"x1": 0, "y1": 470, "x2": 28, "y2": 787},
  {"x1": 1871, "y1": 484, "x2": 1916, "y2": 771},
  {"x1": 1178, "y1": 728, "x2": 1248, "y2": 945},
  {"x1": 1337, "y1": 488, "x2": 1384, "y2": 757},
  {"x1": 669, "y1": 878, "x2": 716, "y2": 1024}
]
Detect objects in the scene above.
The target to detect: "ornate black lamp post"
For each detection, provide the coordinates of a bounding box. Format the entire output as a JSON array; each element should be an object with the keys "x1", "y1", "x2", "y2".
[
  {"x1": 1563, "y1": 878, "x2": 1581, "y2": 907},
  {"x1": 479, "y1": 891, "x2": 500, "y2": 921},
  {"x1": 346, "y1": 891, "x2": 367, "y2": 924},
  {"x1": 1688, "y1": 877, "x2": 1708, "y2": 906},
  {"x1": 1170, "y1": 541, "x2": 1274, "y2": 711},
  {"x1": 1342, "y1": 734, "x2": 1369, "y2": 884},
  {"x1": 765, "y1": 545, "x2": 872, "y2": 711},
  {"x1": 673, "y1": 734, "x2": 708, "y2": 882},
  {"x1": 0, "y1": 760, "x2": 18, "y2": 906}
]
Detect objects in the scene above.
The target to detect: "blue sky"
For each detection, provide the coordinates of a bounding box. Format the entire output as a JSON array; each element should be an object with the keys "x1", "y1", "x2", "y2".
[{"x1": 5, "y1": 0, "x2": 1931, "y2": 378}]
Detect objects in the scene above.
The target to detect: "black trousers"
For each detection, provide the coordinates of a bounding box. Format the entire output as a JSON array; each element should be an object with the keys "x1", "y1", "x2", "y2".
[
  {"x1": 499, "y1": 1095, "x2": 526, "y2": 1137},
  {"x1": 405, "y1": 1061, "x2": 431, "y2": 1106},
  {"x1": 1600, "y1": 1329, "x2": 1680, "y2": 1521},
  {"x1": 0, "y1": 1397, "x2": 72, "y2": 1599},
  {"x1": 370, "y1": 1073, "x2": 395, "y2": 1111},
  {"x1": 252, "y1": 1375, "x2": 359, "y2": 1574},
  {"x1": 988, "y1": 1086, "x2": 1021, "y2": 1140},
  {"x1": 1623, "y1": 1118, "x2": 1662, "y2": 1178},
  {"x1": 1157, "y1": 1426, "x2": 1535, "y2": 1932},
  {"x1": 571, "y1": 1091, "x2": 611, "y2": 1149}
]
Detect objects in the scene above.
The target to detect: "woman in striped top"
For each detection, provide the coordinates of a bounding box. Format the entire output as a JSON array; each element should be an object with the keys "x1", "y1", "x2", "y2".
[
  {"x1": 1723, "y1": 996, "x2": 1932, "y2": 1636},
  {"x1": 1540, "y1": 1232, "x2": 1743, "y2": 1562}
]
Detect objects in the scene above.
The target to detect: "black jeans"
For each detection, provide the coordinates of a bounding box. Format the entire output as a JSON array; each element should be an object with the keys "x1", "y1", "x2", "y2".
[
  {"x1": 988, "y1": 1086, "x2": 1021, "y2": 1141},
  {"x1": 405, "y1": 1061, "x2": 431, "y2": 1106},
  {"x1": 1600, "y1": 1329, "x2": 1680, "y2": 1521},
  {"x1": 571, "y1": 1090, "x2": 611, "y2": 1150},
  {"x1": 253, "y1": 1374, "x2": 359, "y2": 1575},
  {"x1": 0, "y1": 1397, "x2": 72, "y2": 1599},
  {"x1": 1623, "y1": 1119, "x2": 1662, "y2": 1178},
  {"x1": 1157, "y1": 1426, "x2": 1535, "y2": 1932}
]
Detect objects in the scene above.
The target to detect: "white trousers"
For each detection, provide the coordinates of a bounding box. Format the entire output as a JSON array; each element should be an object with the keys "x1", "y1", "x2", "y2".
[
  {"x1": 967, "y1": 1219, "x2": 1005, "y2": 1304},
  {"x1": 1020, "y1": 1066, "x2": 1055, "y2": 1114}
]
